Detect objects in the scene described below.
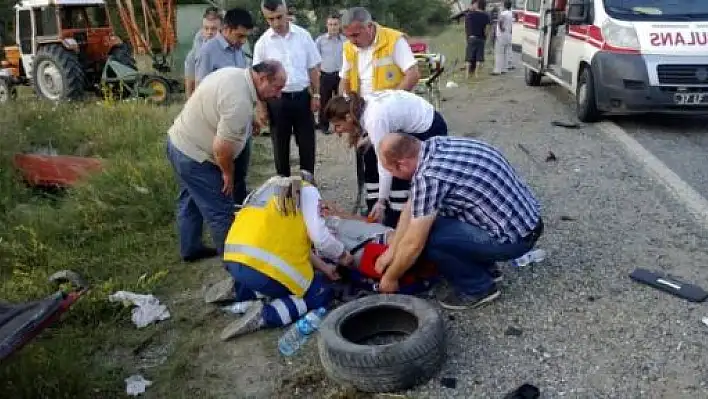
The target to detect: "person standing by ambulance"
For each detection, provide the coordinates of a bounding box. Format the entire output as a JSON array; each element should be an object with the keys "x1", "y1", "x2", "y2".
[
  {"x1": 492, "y1": 0, "x2": 514, "y2": 75},
  {"x1": 337, "y1": 6, "x2": 420, "y2": 227}
]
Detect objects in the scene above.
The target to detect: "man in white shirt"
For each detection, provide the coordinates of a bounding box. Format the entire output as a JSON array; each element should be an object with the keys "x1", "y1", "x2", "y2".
[
  {"x1": 252, "y1": 0, "x2": 322, "y2": 177},
  {"x1": 166, "y1": 61, "x2": 286, "y2": 262},
  {"x1": 493, "y1": 0, "x2": 514, "y2": 75}
]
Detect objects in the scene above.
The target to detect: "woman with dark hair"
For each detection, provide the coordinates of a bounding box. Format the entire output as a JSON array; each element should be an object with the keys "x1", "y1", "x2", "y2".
[{"x1": 324, "y1": 90, "x2": 448, "y2": 227}]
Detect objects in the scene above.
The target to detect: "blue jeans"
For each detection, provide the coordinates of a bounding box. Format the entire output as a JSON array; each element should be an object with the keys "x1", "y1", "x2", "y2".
[
  {"x1": 423, "y1": 217, "x2": 538, "y2": 296},
  {"x1": 166, "y1": 138, "x2": 251, "y2": 258},
  {"x1": 225, "y1": 261, "x2": 333, "y2": 327}
]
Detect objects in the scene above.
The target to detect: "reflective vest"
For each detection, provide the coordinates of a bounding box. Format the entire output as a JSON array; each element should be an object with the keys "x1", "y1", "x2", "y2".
[
  {"x1": 223, "y1": 182, "x2": 313, "y2": 297},
  {"x1": 343, "y1": 24, "x2": 405, "y2": 94}
]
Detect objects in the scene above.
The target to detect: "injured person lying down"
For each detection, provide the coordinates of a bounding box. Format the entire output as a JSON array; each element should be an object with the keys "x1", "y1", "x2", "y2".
[{"x1": 205, "y1": 171, "x2": 439, "y2": 341}]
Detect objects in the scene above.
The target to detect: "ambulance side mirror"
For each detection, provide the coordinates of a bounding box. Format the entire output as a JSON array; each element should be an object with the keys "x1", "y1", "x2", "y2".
[{"x1": 566, "y1": 0, "x2": 591, "y2": 25}]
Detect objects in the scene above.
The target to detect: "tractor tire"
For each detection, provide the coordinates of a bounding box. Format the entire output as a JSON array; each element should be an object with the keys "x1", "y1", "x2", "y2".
[
  {"x1": 142, "y1": 76, "x2": 171, "y2": 105},
  {"x1": 317, "y1": 294, "x2": 446, "y2": 393},
  {"x1": 32, "y1": 44, "x2": 85, "y2": 102},
  {"x1": 0, "y1": 78, "x2": 16, "y2": 104}
]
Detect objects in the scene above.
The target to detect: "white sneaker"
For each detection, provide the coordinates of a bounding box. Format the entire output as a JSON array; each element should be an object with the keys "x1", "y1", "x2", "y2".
[{"x1": 204, "y1": 277, "x2": 236, "y2": 304}]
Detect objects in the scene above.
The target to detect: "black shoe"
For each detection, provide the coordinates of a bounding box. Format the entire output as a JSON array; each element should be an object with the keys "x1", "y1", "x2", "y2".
[
  {"x1": 438, "y1": 286, "x2": 500, "y2": 310},
  {"x1": 489, "y1": 264, "x2": 503, "y2": 283},
  {"x1": 182, "y1": 247, "x2": 218, "y2": 263}
]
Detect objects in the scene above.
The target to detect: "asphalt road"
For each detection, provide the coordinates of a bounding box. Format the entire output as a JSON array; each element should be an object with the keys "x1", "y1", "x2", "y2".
[
  {"x1": 190, "y1": 64, "x2": 708, "y2": 398},
  {"x1": 612, "y1": 115, "x2": 708, "y2": 201},
  {"x1": 404, "y1": 67, "x2": 708, "y2": 398}
]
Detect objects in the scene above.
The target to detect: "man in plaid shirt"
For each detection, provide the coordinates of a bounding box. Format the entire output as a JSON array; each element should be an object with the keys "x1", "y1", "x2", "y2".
[{"x1": 374, "y1": 134, "x2": 543, "y2": 309}]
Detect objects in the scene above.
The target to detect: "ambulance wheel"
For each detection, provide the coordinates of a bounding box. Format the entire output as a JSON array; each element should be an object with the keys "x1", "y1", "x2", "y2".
[
  {"x1": 317, "y1": 294, "x2": 445, "y2": 393},
  {"x1": 576, "y1": 67, "x2": 601, "y2": 123},
  {"x1": 524, "y1": 66, "x2": 542, "y2": 86}
]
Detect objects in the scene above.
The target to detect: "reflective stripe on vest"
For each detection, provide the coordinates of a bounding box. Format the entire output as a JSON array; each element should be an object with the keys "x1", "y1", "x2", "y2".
[{"x1": 224, "y1": 243, "x2": 310, "y2": 293}]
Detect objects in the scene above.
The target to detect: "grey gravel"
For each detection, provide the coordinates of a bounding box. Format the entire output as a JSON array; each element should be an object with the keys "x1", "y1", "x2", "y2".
[{"x1": 178, "y1": 61, "x2": 708, "y2": 399}]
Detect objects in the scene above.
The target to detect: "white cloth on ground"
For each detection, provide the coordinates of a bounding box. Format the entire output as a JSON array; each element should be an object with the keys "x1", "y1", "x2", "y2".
[{"x1": 108, "y1": 291, "x2": 171, "y2": 328}]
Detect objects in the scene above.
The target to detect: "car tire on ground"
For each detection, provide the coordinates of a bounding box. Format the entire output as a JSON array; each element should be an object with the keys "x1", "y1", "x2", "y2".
[
  {"x1": 317, "y1": 294, "x2": 446, "y2": 393},
  {"x1": 576, "y1": 67, "x2": 601, "y2": 123}
]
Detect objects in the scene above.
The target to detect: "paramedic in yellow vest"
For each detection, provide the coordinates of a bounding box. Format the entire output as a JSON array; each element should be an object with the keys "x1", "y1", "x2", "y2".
[
  {"x1": 338, "y1": 7, "x2": 419, "y2": 97},
  {"x1": 337, "y1": 7, "x2": 421, "y2": 227},
  {"x1": 217, "y1": 171, "x2": 356, "y2": 341}
]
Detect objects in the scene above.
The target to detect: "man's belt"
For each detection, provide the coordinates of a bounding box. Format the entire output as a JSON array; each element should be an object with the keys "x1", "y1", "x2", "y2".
[{"x1": 281, "y1": 89, "x2": 309, "y2": 99}]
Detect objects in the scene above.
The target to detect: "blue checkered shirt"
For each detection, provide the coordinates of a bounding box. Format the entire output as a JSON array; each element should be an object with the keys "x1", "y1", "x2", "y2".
[{"x1": 411, "y1": 136, "x2": 541, "y2": 243}]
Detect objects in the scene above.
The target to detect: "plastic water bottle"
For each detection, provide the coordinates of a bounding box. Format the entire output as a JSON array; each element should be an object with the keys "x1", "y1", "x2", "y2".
[
  {"x1": 221, "y1": 300, "x2": 256, "y2": 315},
  {"x1": 278, "y1": 307, "x2": 327, "y2": 356},
  {"x1": 511, "y1": 248, "x2": 547, "y2": 268}
]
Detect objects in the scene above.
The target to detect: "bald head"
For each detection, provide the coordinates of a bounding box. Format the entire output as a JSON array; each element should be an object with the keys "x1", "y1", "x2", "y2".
[{"x1": 379, "y1": 133, "x2": 422, "y2": 180}]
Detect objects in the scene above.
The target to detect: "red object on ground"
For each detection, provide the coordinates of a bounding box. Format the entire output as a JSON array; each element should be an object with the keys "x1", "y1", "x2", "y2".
[
  {"x1": 359, "y1": 242, "x2": 438, "y2": 285},
  {"x1": 13, "y1": 154, "x2": 104, "y2": 188},
  {"x1": 409, "y1": 41, "x2": 428, "y2": 53}
]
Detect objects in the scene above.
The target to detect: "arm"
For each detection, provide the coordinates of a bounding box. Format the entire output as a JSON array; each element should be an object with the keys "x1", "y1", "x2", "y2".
[
  {"x1": 383, "y1": 205, "x2": 436, "y2": 281},
  {"x1": 382, "y1": 176, "x2": 451, "y2": 281},
  {"x1": 214, "y1": 85, "x2": 250, "y2": 177},
  {"x1": 194, "y1": 45, "x2": 212, "y2": 86},
  {"x1": 184, "y1": 49, "x2": 197, "y2": 98},
  {"x1": 392, "y1": 37, "x2": 420, "y2": 92},
  {"x1": 306, "y1": 36, "x2": 322, "y2": 96},
  {"x1": 301, "y1": 186, "x2": 346, "y2": 261},
  {"x1": 338, "y1": 51, "x2": 351, "y2": 95}
]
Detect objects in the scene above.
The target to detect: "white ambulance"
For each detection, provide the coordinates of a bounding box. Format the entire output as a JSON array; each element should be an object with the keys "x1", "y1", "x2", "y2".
[{"x1": 512, "y1": 0, "x2": 708, "y2": 122}]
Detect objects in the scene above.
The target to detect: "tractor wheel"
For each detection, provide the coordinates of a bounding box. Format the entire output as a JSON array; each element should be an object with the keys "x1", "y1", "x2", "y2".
[
  {"x1": 32, "y1": 44, "x2": 85, "y2": 102},
  {"x1": 142, "y1": 76, "x2": 171, "y2": 105},
  {"x1": 0, "y1": 78, "x2": 16, "y2": 104}
]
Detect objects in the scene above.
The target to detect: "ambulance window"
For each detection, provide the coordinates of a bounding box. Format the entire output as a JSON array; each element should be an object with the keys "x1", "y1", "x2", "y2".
[{"x1": 526, "y1": 0, "x2": 541, "y2": 12}]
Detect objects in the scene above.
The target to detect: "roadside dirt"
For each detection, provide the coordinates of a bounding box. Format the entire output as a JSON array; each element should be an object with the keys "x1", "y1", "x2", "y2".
[{"x1": 127, "y1": 60, "x2": 504, "y2": 399}]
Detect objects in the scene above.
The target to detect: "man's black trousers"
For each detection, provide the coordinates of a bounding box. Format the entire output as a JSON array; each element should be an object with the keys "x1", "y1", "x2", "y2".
[{"x1": 266, "y1": 89, "x2": 316, "y2": 177}]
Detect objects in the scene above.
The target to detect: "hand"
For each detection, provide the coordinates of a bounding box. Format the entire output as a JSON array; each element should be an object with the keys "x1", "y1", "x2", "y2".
[
  {"x1": 323, "y1": 264, "x2": 341, "y2": 281},
  {"x1": 319, "y1": 200, "x2": 344, "y2": 218},
  {"x1": 221, "y1": 173, "x2": 234, "y2": 196},
  {"x1": 367, "y1": 200, "x2": 386, "y2": 223},
  {"x1": 311, "y1": 96, "x2": 321, "y2": 112},
  {"x1": 251, "y1": 120, "x2": 261, "y2": 137},
  {"x1": 374, "y1": 248, "x2": 393, "y2": 274},
  {"x1": 338, "y1": 251, "x2": 355, "y2": 268},
  {"x1": 255, "y1": 104, "x2": 268, "y2": 128},
  {"x1": 378, "y1": 275, "x2": 399, "y2": 293},
  {"x1": 356, "y1": 136, "x2": 372, "y2": 151}
]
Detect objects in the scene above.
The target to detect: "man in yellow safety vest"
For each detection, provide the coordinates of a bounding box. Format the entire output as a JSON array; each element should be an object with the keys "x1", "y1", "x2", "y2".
[{"x1": 337, "y1": 7, "x2": 422, "y2": 229}]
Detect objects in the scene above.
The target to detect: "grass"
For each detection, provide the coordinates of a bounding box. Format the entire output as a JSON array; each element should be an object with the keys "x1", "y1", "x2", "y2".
[
  {"x1": 0, "y1": 23, "x2": 466, "y2": 398},
  {"x1": 427, "y1": 22, "x2": 498, "y2": 84},
  {"x1": 0, "y1": 95, "x2": 272, "y2": 397}
]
